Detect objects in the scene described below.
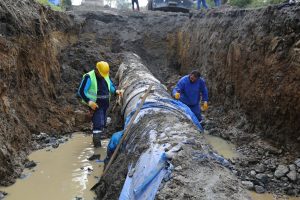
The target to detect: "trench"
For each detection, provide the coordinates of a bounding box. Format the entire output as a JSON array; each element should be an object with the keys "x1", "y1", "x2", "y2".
[
  {"x1": 0, "y1": 0, "x2": 300, "y2": 199},
  {"x1": 0, "y1": 133, "x2": 107, "y2": 200}
]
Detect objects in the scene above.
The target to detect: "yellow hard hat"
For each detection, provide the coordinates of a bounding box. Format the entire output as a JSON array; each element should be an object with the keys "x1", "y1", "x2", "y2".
[{"x1": 96, "y1": 61, "x2": 110, "y2": 78}]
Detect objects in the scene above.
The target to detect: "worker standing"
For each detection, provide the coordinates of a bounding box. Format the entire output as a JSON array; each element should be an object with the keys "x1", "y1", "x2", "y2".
[
  {"x1": 132, "y1": 0, "x2": 140, "y2": 11},
  {"x1": 172, "y1": 70, "x2": 208, "y2": 123},
  {"x1": 78, "y1": 61, "x2": 119, "y2": 147},
  {"x1": 197, "y1": 0, "x2": 209, "y2": 10}
]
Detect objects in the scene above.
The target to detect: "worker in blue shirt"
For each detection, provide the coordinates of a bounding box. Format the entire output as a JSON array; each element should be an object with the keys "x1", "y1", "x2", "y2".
[{"x1": 172, "y1": 70, "x2": 209, "y2": 123}]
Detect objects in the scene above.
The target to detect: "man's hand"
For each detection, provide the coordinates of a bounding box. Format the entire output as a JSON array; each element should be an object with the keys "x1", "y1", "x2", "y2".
[
  {"x1": 175, "y1": 92, "x2": 180, "y2": 100},
  {"x1": 88, "y1": 101, "x2": 98, "y2": 110},
  {"x1": 201, "y1": 101, "x2": 208, "y2": 111}
]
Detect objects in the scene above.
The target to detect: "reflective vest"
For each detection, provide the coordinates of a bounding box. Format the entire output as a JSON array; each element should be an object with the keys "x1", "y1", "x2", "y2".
[{"x1": 82, "y1": 70, "x2": 111, "y2": 104}]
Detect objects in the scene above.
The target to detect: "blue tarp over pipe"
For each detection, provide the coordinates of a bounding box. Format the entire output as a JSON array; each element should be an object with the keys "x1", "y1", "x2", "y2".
[
  {"x1": 124, "y1": 98, "x2": 204, "y2": 132},
  {"x1": 119, "y1": 148, "x2": 168, "y2": 200}
]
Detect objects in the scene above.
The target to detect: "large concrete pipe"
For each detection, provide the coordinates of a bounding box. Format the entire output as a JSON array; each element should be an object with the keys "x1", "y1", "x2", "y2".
[{"x1": 96, "y1": 53, "x2": 249, "y2": 200}]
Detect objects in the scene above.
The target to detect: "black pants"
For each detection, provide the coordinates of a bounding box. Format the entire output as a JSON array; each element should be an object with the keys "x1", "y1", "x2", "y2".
[{"x1": 132, "y1": 0, "x2": 140, "y2": 10}]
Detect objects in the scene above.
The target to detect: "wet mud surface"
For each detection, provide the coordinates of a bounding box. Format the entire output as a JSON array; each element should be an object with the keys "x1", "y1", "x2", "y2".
[
  {"x1": 0, "y1": 133, "x2": 107, "y2": 200},
  {"x1": 203, "y1": 106, "x2": 300, "y2": 196},
  {"x1": 0, "y1": 0, "x2": 299, "y2": 198}
]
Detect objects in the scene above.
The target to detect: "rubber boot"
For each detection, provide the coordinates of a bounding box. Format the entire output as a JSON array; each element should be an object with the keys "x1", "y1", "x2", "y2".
[{"x1": 92, "y1": 130, "x2": 102, "y2": 148}]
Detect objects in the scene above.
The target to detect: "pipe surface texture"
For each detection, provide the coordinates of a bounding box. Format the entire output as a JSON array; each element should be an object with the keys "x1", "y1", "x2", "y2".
[{"x1": 97, "y1": 53, "x2": 250, "y2": 200}]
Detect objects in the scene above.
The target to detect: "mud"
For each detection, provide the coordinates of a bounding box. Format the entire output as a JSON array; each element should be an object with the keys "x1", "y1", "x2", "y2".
[
  {"x1": 204, "y1": 130, "x2": 300, "y2": 199},
  {"x1": 203, "y1": 105, "x2": 300, "y2": 196},
  {"x1": 250, "y1": 192, "x2": 300, "y2": 200},
  {"x1": 0, "y1": 0, "x2": 299, "y2": 198},
  {"x1": 0, "y1": 133, "x2": 107, "y2": 200}
]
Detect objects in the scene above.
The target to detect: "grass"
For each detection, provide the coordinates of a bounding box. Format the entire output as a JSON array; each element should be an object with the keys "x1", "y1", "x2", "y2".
[{"x1": 35, "y1": 0, "x2": 63, "y2": 11}]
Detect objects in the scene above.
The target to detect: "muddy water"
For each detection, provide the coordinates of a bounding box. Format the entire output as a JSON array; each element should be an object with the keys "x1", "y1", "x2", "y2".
[
  {"x1": 204, "y1": 133, "x2": 238, "y2": 160},
  {"x1": 0, "y1": 133, "x2": 107, "y2": 200},
  {"x1": 250, "y1": 192, "x2": 300, "y2": 200},
  {"x1": 204, "y1": 133, "x2": 300, "y2": 200}
]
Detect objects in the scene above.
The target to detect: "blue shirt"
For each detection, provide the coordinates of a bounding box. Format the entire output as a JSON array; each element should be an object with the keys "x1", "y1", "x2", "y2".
[{"x1": 172, "y1": 75, "x2": 208, "y2": 106}]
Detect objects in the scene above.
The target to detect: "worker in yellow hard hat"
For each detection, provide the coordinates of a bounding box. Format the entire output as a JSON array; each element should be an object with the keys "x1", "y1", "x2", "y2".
[{"x1": 77, "y1": 61, "x2": 122, "y2": 147}]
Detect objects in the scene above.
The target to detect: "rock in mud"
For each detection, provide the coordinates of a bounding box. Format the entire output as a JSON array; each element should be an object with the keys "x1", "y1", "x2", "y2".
[
  {"x1": 58, "y1": 138, "x2": 67, "y2": 144},
  {"x1": 287, "y1": 170, "x2": 297, "y2": 181},
  {"x1": 174, "y1": 166, "x2": 182, "y2": 171},
  {"x1": 255, "y1": 185, "x2": 266, "y2": 194},
  {"x1": 40, "y1": 132, "x2": 49, "y2": 139},
  {"x1": 250, "y1": 170, "x2": 256, "y2": 177},
  {"x1": 88, "y1": 154, "x2": 100, "y2": 161},
  {"x1": 255, "y1": 164, "x2": 266, "y2": 173},
  {"x1": 0, "y1": 191, "x2": 7, "y2": 199},
  {"x1": 274, "y1": 165, "x2": 289, "y2": 178},
  {"x1": 255, "y1": 173, "x2": 268, "y2": 183},
  {"x1": 289, "y1": 164, "x2": 296, "y2": 171},
  {"x1": 281, "y1": 177, "x2": 289, "y2": 182},
  {"x1": 241, "y1": 181, "x2": 254, "y2": 190},
  {"x1": 295, "y1": 159, "x2": 300, "y2": 168},
  {"x1": 52, "y1": 143, "x2": 59, "y2": 148},
  {"x1": 203, "y1": 120, "x2": 217, "y2": 130},
  {"x1": 24, "y1": 160, "x2": 37, "y2": 169},
  {"x1": 287, "y1": 189, "x2": 299, "y2": 196},
  {"x1": 20, "y1": 173, "x2": 30, "y2": 179}
]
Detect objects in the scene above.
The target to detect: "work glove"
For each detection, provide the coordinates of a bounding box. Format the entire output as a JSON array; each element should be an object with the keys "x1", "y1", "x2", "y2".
[
  {"x1": 201, "y1": 101, "x2": 208, "y2": 111},
  {"x1": 174, "y1": 92, "x2": 180, "y2": 100},
  {"x1": 116, "y1": 89, "x2": 124, "y2": 97},
  {"x1": 88, "y1": 101, "x2": 98, "y2": 110}
]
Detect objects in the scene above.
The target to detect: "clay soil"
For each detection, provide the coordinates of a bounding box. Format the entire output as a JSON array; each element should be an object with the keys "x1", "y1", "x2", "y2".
[{"x1": 0, "y1": 0, "x2": 299, "y2": 198}]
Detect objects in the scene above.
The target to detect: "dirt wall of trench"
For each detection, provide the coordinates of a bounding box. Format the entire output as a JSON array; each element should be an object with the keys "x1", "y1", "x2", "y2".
[
  {"x1": 0, "y1": 0, "x2": 78, "y2": 185},
  {"x1": 169, "y1": 5, "x2": 300, "y2": 147}
]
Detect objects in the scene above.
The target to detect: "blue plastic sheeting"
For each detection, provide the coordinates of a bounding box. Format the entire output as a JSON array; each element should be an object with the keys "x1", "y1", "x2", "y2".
[
  {"x1": 108, "y1": 131, "x2": 124, "y2": 153},
  {"x1": 116, "y1": 97, "x2": 202, "y2": 200},
  {"x1": 124, "y1": 98, "x2": 203, "y2": 132},
  {"x1": 119, "y1": 148, "x2": 168, "y2": 200},
  {"x1": 48, "y1": 0, "x2": 60, "y2": 5}
]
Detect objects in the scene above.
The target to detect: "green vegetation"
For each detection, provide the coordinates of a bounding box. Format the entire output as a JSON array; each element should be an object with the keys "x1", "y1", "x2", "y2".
[
  {"x1": 35, "y1": 0, "x2": 63, "y2": 11},
  {"x1": 35, "y1": 0, "x2": 73, "y2": 11},
  {"x1": 230, "y1": 0, "x2": 252, "y2": 7},
  {"x1": 61, "y1": 0, "x2": 72, "y2": 10}
]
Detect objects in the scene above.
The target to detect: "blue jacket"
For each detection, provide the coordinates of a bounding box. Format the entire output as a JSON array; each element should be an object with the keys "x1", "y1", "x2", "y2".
[
  {"x1": 172, "y1": 75, "x2": 208, "y2": 106},
  {"x1": 108, "y1": 131, "x2": 123, "y2": 153}
]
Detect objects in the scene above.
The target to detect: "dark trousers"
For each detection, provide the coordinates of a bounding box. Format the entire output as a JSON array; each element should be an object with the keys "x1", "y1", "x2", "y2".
[
  {"x1": 92, "y1": 107, "x2": 107, "y2": 132},
  {"x1": 188, "y1": 104, "x2": 202, "y2": 122},
  {"x1": 132, "y1": 0, "x2": 140, "y2": 11}
]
